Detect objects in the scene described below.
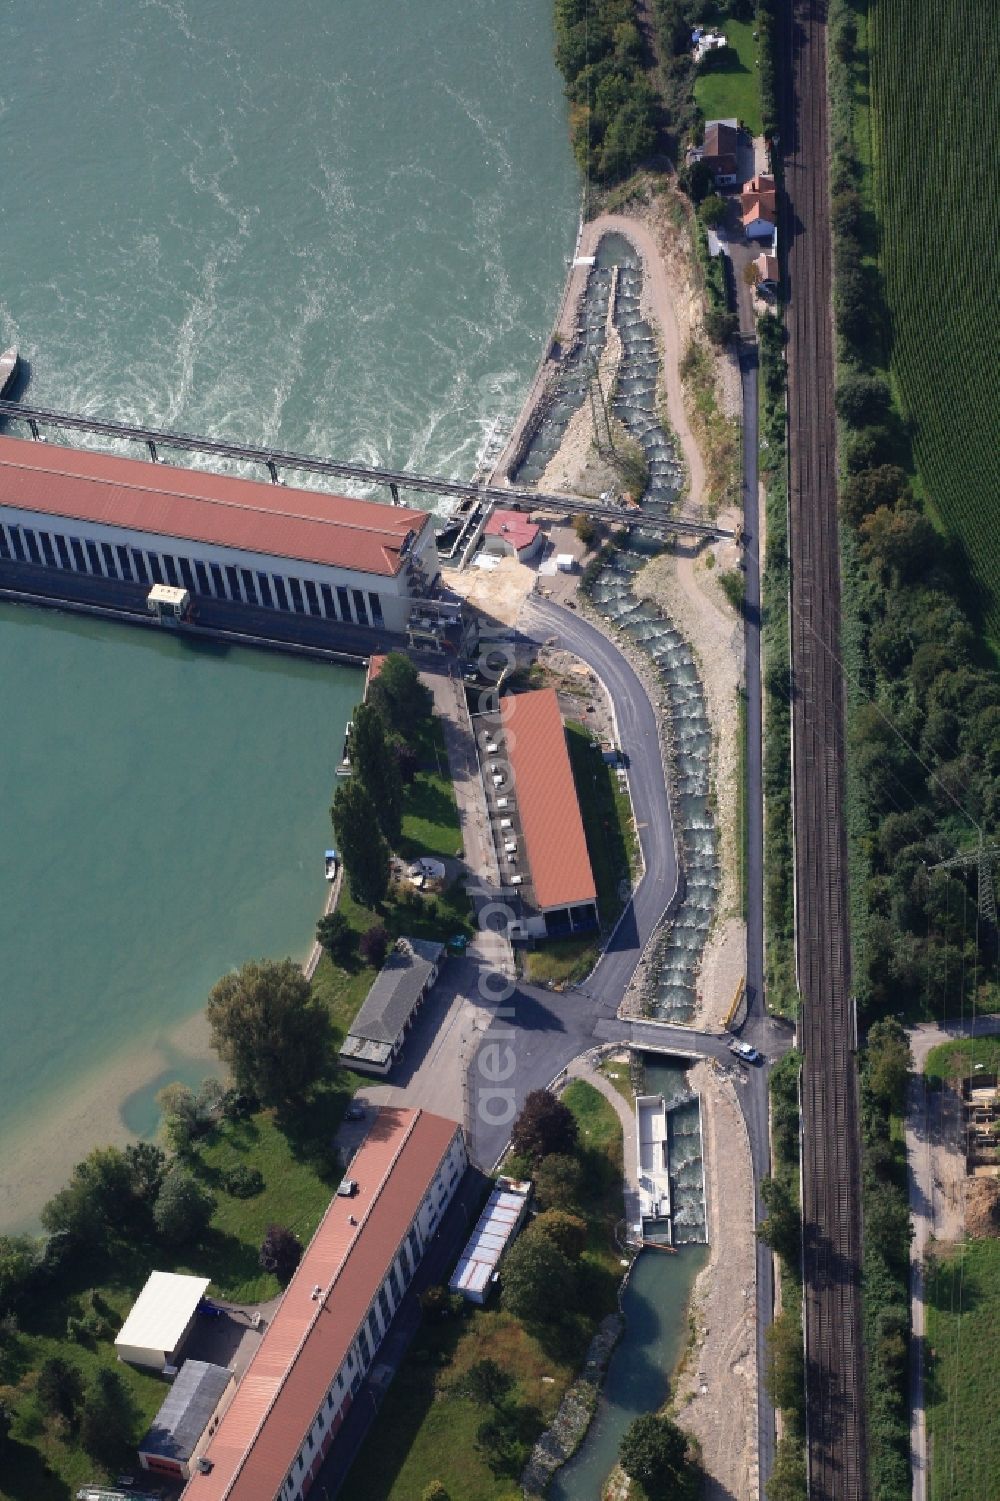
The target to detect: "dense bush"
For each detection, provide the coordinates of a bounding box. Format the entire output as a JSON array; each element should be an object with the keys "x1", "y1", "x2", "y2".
[
  {"x1": 223, "y1": 1164, "x2": 265, "y2": 1199},
  {"x1": 554, "y1": 0, "x2": 658, "y2": 183}
]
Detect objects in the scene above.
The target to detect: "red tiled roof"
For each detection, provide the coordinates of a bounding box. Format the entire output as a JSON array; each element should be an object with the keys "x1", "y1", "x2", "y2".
[
  {"x1": 367, "y1": 653, "x2": 388, "y2": 682},
  {"x1": 484, "y1": 509, "x2": 540, "y2": 554},
  {"x1": 741, "y1": 175, "x2": 777, "y2": 225},
  {"x1": 756, "y1": 254, "x2": 780, "y2": 284},
  {"x1": 0, "y1": 435, "x2": 429, "y2": 577},
  {"x1": 181, "y1": 1107, "x2": 460, "y2": 1501},
  {"x1": 503, "y1": 688, "x2": 597, "y2": 912}
]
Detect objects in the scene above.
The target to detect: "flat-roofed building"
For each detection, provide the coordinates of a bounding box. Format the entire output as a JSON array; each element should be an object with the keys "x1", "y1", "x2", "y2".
[
  {"x1": 0, "y1": 435, "x2": 440, "y2": 636},
  {"x1": 180, "y1": 1107, "x2": 467, "y2": 1501},
  {"x1": 115, "y1": 1271, "x2": 211, "y2": 1371},
  {"x1": 474, "y1": 686, "x2": 598, "y2": 940},
  {"x1": 449, "y1": 1177, "x2": 532, "y2": 1305},
  {"x1": 139, "y1": 1360, "x2": 235, "y2": 1480},
  {"x1": 338, "y1": 936, "x2": 445, "y2": 1075}
]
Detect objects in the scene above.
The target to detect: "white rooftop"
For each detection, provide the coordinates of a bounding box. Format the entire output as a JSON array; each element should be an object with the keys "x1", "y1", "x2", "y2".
[{"x1": 115, "y1": 1271, "x2": 210, "y2": 1355}]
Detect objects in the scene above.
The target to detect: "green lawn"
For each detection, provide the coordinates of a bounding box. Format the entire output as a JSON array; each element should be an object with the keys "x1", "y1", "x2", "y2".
[
  {"x1": 347, "y1": 1082, "x2": 625, "y2": 1499},
  {"x1": 926, "y1": 1238, "x2": 1000, "y2": 1501},
  {"x1": 693, "y1": 19, "x2": 762, "y2": 136},
  {"x1": 924, "y1": 1036, "x2": 1000, "y2": 1085},
  {"x1": 564, "y1": 721, "x2": 639, "y2": 935},
  {"x1": 398, "y1": 716, "x2": 463, "y2": 862},
  {"x1": 524, "y1": 935, "x2": 598, "y2": 987}
]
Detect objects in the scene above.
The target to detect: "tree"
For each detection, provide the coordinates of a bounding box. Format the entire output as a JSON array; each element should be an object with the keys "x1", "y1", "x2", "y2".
[
  {"x1": 317, "y1": 910, "x2": 356, "y2": 965},
  {"x1": 766, "y1": 1434, "x2": 808, "y2": 1501},
  {"x1": 153, "y1": 1167, "x2": 215, "y2": 1245},
  {"x1": 859, "y1": 504, "x2": 938, "y2": 584},
  {"x1": 367, "y1": 652, "x2": 433, "y2": 737},
  {"x1": 259, "y1": 1224, "x2": 303, "y2": 1284},
  {"x1": 421, "y1": 1486, "x2": 450, "y2": 1501},
  {"x1": 835, "y1": 370, "x2": 891, "y2": 426},
  {"x1": 349, "y1": 702, "x2": 403, "y2": 845},
  {"x1": 698, "y1": 193, "x2": 727, "y2": 228},
  {"x1": 501, "y1": 1231, "x2": 576, "y2": 1325},
  {"x1": 124, "y1": 1142, "x2": 167, "y2": 1208},
  {"x1": 0, "y1": 1234, "x2": 37, "y2": 1314},
  {"x1": 764, "y1": 1308, "x2": 805, "y2": 1420},
  {"x1": 757, "y1": 1176, "x2": 801, "y2": 1267},
  {"x1": 79, "y1": 1366, "x2": 133, "y2": 1463},
  {"x1": 574, "y1": 513, "x2": 599, "y2": 547},
  {"x1": 510, "y1": 1091, "x2": 579, "y2": 1162},
  {"x1": 531, "y1": 1209, "x2": 587, "y2": 1260},
  {"x1": 332, "y1": 778, "x2": 391, "y2": 909},
  {"x1": 206, "y1": 958, "x2": 332, "y2": 1106},
  {"x1": 456, "y1": 1358, "x2": 514, "y2": 1409},
  {"x1": 841, "y1": 464, "x2": 911, "y2": 527},
  {"x1": 360, "y1": 924, "x2": 390, "y2": 969},
  {"x1": 393, "y1": 739, "x2": 420, "y2": 786},
  {"x1": 618, "y1": 1412, "x2": 693, "y2": 1500},
  {"x1": 37, "y1": 1355, "x2": 84, "y2": 1423},
  {"x1": 0, "y1": 1402, "x2": 11, "y2": 1456},
  {"x1": 533, "y1": 1153, "x2": 583, "y2": 1211},
  {"x1": 157, "y1": 1082, "x2": 204, "y2": 1155},
  {"x1": 864, "y1": 1018, "x2": 912, "y2": 1115},
  {"x1": 40, "y1": 1146, "x2": 135, "y2": 1249},
  {"x1": 704, "y1": 306, "x2": 738, "y2": 345}
]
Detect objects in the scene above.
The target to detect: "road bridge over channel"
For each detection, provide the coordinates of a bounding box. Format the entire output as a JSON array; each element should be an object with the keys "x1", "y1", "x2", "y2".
[{"x1": 0, "y1": 398, "x2": 732, "y2": 542}]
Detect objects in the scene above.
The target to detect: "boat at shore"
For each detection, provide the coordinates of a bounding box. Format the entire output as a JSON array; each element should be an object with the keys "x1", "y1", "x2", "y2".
[{"x1": 0, "y1": 346, "x2": 18, "y2": 398}]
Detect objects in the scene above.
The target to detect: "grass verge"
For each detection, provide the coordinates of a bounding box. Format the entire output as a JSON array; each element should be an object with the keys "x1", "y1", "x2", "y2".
[
  {"x1": 924, "y1": 1036, "x2": 1000, "y2": 1086},
  {"x1": 925, "y1": 1238, "x2": 1000, "y2": 1501}
]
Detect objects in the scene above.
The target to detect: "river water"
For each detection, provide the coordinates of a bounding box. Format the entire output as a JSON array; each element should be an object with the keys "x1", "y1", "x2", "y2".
[{"x1": 0, "y1": 0, "x2": 578, "y2": 1227}]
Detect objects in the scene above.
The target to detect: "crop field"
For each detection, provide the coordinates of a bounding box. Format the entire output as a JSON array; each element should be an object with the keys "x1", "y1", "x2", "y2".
[{"x1": 868, "y1": 0, "x2": 1000, "y2": 640}]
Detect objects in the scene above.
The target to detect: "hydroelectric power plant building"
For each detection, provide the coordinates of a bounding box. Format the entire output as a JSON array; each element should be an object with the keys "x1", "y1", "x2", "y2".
[{"x1": 0, "y1": 435, "x2": 451, "y2": 650}]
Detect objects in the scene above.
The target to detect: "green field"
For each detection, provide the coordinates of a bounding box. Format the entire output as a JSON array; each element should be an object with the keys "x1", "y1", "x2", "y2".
[
  {"x1": 868, "y1": 0, "x2": 1000, "y2": 640},
  {"x1": 693, "y1": 19, "x2": 761, "y2": 135},
  {"x1": 926, "y1": 1238, "x2": 1000, "y2": 1501}
]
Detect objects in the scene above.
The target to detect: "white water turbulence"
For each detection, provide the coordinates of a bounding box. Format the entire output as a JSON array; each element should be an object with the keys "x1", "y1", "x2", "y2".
[{"x1": 0, "y1": 0, "x2": 579, "y2": 496}]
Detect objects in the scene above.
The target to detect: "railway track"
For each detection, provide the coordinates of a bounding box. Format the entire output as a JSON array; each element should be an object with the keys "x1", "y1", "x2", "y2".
[{"x1": 781, "y1": 2, "x2": 868, "y2": 1498}]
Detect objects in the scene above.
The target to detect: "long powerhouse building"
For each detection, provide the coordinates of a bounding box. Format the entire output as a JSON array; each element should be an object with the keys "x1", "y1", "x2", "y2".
[{"x1": 0, "y1": 434, "x2": 440, "y2": 633}]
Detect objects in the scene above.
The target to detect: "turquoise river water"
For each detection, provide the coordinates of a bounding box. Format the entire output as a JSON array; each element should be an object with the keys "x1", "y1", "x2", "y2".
[{"x1": 0, "y1": 0, "x2": 579, "y2": 1226}]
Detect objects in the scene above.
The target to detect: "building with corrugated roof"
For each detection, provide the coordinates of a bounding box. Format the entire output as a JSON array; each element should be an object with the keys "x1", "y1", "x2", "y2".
[
  {"x1": 179, "y1": 1106, "x2": 466, "y2": 1501},
  {"x1": 473, "y1": 686, "x2": 598, "y2": 940},
  {"x1": 0, "y1": 434, "x2": 441, "y2": 637},
  {"x1": 139, "y1": 1360, "x2": 235, "y2": 1480},
  {"x1": 338, "y1": 936, "x2": 445, "y2": 1075}
]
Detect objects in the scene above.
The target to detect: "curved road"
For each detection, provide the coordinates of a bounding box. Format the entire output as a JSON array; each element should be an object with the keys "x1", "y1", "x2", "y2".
[{"x1": 521, "y1": 594, "x2": 681, "y2": 995}]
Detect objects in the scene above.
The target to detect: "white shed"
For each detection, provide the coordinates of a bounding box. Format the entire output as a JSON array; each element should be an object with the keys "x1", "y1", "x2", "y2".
[{"x1": 115, "y1": 1271, "x2": 211, "y2": 1370}]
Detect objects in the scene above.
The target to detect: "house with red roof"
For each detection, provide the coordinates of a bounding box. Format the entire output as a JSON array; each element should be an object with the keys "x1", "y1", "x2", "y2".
[
  {"x1": 179, "y1": 1107, "x2": 466, "y2": 1501},
  {"x1": 482, "y1": 508, "x2": 543, "y2": 562},
  {"x1": 741, "y1": 175, "x2": 778, "y2": 241}
]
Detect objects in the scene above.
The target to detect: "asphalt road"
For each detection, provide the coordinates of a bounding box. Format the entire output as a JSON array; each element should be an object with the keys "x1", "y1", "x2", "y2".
[{"x1": 736, "y1": 330, "x2": 778, "y2": 1495}]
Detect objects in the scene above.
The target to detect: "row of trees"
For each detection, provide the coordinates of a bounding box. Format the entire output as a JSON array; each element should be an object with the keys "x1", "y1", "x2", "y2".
[
  {"x1": 331, "y1": 654, "x2": 432, "y2": 910},
  {"x1": 826, "y1": 10, "x2": 991, "y2": 1498},
  {"x1": 758, "y1": 1051, "x2": 807, "y2": 1501}
]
